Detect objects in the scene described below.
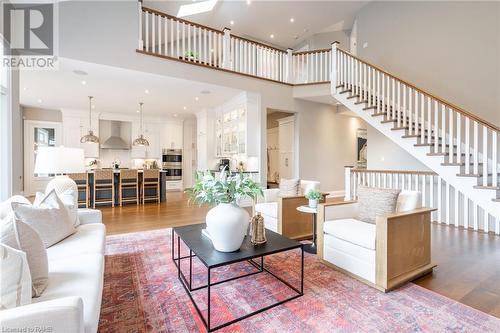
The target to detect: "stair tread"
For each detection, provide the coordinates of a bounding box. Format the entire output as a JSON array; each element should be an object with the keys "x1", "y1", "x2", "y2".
[{"x1": 473, "y1": 185, "x2": 500, "y2": 190}]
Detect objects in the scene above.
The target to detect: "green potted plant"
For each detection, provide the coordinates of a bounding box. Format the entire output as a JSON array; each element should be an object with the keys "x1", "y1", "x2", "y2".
[
  {"x1": 186, "y1": 169, "x2": 263, "y2": 252},
  {"x1": 305, "y1": 189, "x2": 322, "y2": 209}
]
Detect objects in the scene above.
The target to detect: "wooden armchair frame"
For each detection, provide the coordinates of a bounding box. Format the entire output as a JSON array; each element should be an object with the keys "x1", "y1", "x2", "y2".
[{"x1": 317, "y1": 201, "x2": 436, "y2": 292}]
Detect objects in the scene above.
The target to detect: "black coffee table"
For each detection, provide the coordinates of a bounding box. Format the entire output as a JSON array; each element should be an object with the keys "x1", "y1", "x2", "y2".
[{"x1": 172, "y1": 223, "x2": 304, "y2": 332}]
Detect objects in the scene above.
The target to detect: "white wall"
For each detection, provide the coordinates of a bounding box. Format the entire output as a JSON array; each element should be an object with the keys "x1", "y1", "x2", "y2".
[
  {"x1": 11, "y1": 70, "x2": 23, "y2": 195},
  {"x1": 366, "y1": 125, "x2": 430, "y2": 172},
  {"x1": 355, "y1": 1, "x2": 500, "y2": 127},
  {"x1": 294, "y1": 99, "x2": 367, "y2": 193},
  {"x1": 293, "y1": 30, "x2": 350, "y2": 51}
]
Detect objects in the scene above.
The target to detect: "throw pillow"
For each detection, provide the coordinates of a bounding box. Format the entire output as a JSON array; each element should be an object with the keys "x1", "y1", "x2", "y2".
[
  {"x1": 0, "y1": 214, "x2": 48, "y2": 297},
  {"x1": 0, "y1": 195, "x2": 31, "y2": 220},
  {"x1": 357, "y1": 186, "x2": 401, "y2": 224},
  {"x1": 0, "y1": 243, "x2": 32, "y2": 308},
  {"x1": 279, "y1": 178, "x2": 300, "y2": 197},
  {"x1": 36, "y1": 188, "x2": 80, "y2": 227},
  {"x1": 12, "y1": 189, "x2": 76, "y2": 248}
]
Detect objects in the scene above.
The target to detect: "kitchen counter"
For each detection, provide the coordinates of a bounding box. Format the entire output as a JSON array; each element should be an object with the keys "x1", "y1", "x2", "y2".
[
  {"x1": 86, "y1": 169, "x2": 168, "y2": 173},
  {"x1": 209, "y1": 170, "x2": 259, "y2": 174}
]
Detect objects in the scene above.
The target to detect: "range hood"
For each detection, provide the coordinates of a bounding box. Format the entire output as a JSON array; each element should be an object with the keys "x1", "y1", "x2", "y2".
[{"x1": 100, "y1": 120, "x2": 131, "y2": 150}]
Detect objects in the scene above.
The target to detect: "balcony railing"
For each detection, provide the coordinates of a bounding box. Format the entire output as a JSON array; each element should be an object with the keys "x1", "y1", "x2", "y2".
[{"x1": 137, "y1": 4, "x2": 332, "y2": 85}]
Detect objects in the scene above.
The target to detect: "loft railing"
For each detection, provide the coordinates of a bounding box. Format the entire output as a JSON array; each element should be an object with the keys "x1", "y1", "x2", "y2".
[
  {"x1": 137, "y1": 4, "x2": 331, "y2": 85},
  {"x1": 344, "y1": 167, "x2": 499, "y2": 235}
]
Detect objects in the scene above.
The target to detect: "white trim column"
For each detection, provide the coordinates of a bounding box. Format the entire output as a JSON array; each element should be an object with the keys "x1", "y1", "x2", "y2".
[
  {"x1": 344, "y1": 165, "x2": 354, "y2": 201},
  {"x1": 222, "y1": 28, "x2": 231, "y2": 70}
]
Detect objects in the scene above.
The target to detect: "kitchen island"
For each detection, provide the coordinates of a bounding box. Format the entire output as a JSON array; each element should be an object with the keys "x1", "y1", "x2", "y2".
[{"x1": 85, "y1": 169, "x2": 169, "y2": 207}]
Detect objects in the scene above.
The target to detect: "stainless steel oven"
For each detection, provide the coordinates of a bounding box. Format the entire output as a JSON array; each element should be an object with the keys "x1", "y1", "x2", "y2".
[{"x1": 162, "y1": 149, "x2": 182, "y2": 180}]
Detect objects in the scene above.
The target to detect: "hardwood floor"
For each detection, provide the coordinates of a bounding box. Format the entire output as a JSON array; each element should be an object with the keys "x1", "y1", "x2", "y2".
[{"x1": 100, "y1": 192, "x2": 500, "y2": 318}]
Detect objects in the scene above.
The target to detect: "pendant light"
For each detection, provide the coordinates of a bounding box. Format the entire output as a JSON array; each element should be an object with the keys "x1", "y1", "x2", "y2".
[
  {"x1": 133, "y1": 102, "x2": 149, "y2": 146},
  {"x1": 80, "y1": 96, "x2": 99, "y2": 144}
]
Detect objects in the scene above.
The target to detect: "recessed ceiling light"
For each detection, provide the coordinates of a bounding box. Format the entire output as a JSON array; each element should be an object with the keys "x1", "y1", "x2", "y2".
[
  {"x1": 290, "y1": 17, "x2": 294, "y2": 23},
  {"x1": 145, "y1": 89, "x2": 150, "y2": 94},
  {"x1": 230, "y1": 20, "x2": 234, "y2": 25},
  {"x1": 73, "y1": 70, "x2": 88, "y2": 76},
  {"x1": 270, "y1": 34, "x2": 274, "y2": 39},
  {"x1": 195, "y1": 97, "x2": 199, "y2": 101},
  {"x1": 81, "y1": 80, "x2": 87, "y2": 85},
  {"x1": 92, "y1": 105, "x2": 96, "y2": 109},
  {"x1": 37, "y1": 99, "x2": 42, "y2": 103},
  {"x1": 201, "y1": 90, "x2": 211, "y2": 94},
  {"x1": 136, "y1": 110, "x2": 140, "y2": 113},
  {"x1": 246, "y1": 0, "x2": 251, "y2": 4},
  {"x1": 174, "y1": 113, "x2": 178, "y2": 117},
  {"x1": 23, "y1": 87, "x2": 27, "y2": 91},
  {"x1": 183, "y1": 106, "x2": 187, "y2": 110}
]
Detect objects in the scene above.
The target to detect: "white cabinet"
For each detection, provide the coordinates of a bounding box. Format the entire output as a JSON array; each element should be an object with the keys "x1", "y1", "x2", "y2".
[
  {"x1": 215, "y1": 107, "x2": 246, "y2": 156},
  {"x1": 160, "y1": 122, "x2": 183, "y2": 150},
  {"x1": 278, "y1": 116, "x2": 295, "y2": 180}
]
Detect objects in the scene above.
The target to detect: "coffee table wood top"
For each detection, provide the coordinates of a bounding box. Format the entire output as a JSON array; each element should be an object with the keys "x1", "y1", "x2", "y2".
[{"x1": 173, "y1": 223, "x2": 302, "y2": 268}]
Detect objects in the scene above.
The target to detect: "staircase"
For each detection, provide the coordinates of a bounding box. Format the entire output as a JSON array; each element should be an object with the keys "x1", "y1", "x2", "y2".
[{"x1": 331, "y1": 44, "x2": 499, "y2": 227}]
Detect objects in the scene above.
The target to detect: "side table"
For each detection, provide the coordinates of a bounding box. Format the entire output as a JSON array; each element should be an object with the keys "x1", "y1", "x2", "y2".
[{"x1": 296, "y1": 205, "x2": 318, "y2": 254}]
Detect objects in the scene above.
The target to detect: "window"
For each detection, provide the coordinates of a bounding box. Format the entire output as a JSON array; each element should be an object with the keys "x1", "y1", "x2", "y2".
[{"x1": 0, "y1": 35, "x2": 12, "y2": 200}]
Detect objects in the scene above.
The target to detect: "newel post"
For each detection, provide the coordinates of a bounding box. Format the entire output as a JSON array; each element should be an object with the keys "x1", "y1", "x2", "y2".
[
  {"x1": 331, "y1": 41, "x2": 339, "y2": 95},
  {"x1": 286, "y1": 48, "x2": 293, "y2": 83},
  {"x1": 138, "y1": 1, "x2": 144, "y2": 50},
  {"x1": 344, "y1": 165, "x2": 354, "y2": 201},
  {"x1": 222, "y1": 28, "x2": 231, "y2": 70}
]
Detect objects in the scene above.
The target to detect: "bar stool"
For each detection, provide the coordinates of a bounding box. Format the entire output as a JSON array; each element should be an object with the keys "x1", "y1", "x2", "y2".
[
  {"x1": 68, "y1": 173, "x2": 89, "y2": 208},
  {"x1": 119, "y1": 169, "x2": 139, "y2": 206},
  {"x1": 93, "y1": 170, "x2": 114, "y2": 208},
  {"x1": 142, "y1": 169, "x2": 160, "y2": 204}
]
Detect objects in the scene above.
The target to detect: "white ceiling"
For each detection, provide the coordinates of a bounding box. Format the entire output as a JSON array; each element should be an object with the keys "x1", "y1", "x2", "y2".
[
  {"x1": 20, "y1": 58, "x2": 242, "y2": 117},
  {"x1": 145, "y1": 0, "x2": 368, "y2": 49}
]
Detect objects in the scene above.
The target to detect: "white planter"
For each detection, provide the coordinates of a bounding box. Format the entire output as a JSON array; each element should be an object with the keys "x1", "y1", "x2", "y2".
[
  {"x1": 206, "y1": 203, "x2": 250, "y2": 252},
  {"x1": 308, "y1": 199, "x2": 318, "y2": 209}
]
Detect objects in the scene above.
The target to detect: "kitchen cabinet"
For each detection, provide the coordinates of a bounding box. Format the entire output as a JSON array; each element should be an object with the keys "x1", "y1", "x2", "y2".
[
  {"x1": 160, "y1": 122, "x2": 183, "y2": 150},
  {"x1": 215, "y1": 107, "x2": 246, "y2": 156}
]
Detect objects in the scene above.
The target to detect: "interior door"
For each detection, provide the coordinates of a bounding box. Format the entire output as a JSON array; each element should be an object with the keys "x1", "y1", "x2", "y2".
[{"x1": 24, "y1": 120, "x2": 62, "y2": 196}]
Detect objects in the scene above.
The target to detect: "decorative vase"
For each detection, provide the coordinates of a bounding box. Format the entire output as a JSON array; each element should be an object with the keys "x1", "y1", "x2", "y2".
[
  {"x1": 308, "y1": 199, "x2": 318, "y2": 209},
  {"x1": 206, "y1": 203, "x2": 250, "y2": 252}
]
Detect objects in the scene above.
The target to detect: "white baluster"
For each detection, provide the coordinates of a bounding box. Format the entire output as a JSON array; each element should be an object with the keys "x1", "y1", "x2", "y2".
[
  {"x1": 465, "y1": 117, "x2": 470, "y2": 174},
  {"x1": 176, "y1": 20, "x2": 180, "y2": 57},
  {"x1": 456, "y1": 113, "x2": 461, "y2": 165},
  {"x1": 463, "y1": 195, "x2": 469, "y2": 229},
  {"x1": 427, "y1": 97, "x2": 432, "y2": 144},
  {"x1": 430, "y1": 175, "x2": 435, "y2": 220},
  {"x1": 151, "y1": 13, "x2": 155, "y2": 53},
  {"x1": 408, "y1": 87, "x2": 413, "y2": 134},
  {"x1": 495, "y1": 216, "x2": 500, "y2": 235},
  {"x1": 138, "y1": 3, "x2": 144, "y2": 49},
  {"x1": 170, "y1": 18, "x2": 174, "y2": 57},
  {"x1": 163, "y1": 16, "x2": 167, "y2": 56},
  {"x1": 454, "y1": 187, "x2": 459, "y2": 227},
  {"x1": 222, "y1": 28, "x2": 231, "y2": 69},
  {"x1": 397, "y1": 82, "x2": 401, "y2": 127},
  {"x1": 445, "y1": 182, "x2": 450, "y2": 225},
  {"x1": 484, "y1": 210, "x2": 489, "y2": 233},
  {"x1": 483, "y1": 126, "x2": 488, "y2": 186},
  {"x1": 422, "y1": 174, "x2": 426, "y2": 207},
  {"x1": 433, "y1": 101, "x2": 438, "y2": 151},
  {"x1": 473, "y1": 121, "x2": 479, "y2": 174},
  {"x1": 344, "y1": 166, "x2": 353, "y2": 201},
  {"x1": 441, "y1": 105, "x2": 446, "y2": 154},
  {"x1": 331, "y1": 43, "x2": 338, "y2": 93},
  {"x1": 353, "y1": 172, "x2": 358, "y2": 199},
  {"x1": 181, "y1": 22, "x2": 186, "y2": 60},
  {"x1": 437, "y1": 176, "x2": 442, "y2": 223},
  {"x1": 145, "y1": 11, "x2": 149, "y2": 51},
  {"x1": 157, "y1": 14, "x2": 161, "y2": 55},
  {"x1": 420, "y1": 93, "x2": 425, "y2": 142},
  {"x1": 391, "y1": 79, "x2": 396, "y2": 122},
  {"x1": 493, "y1": 131, "x2": 498, "y2": 187},
  {"x1": 448, "y1": 108, "x2": 454, "y2": 163},
  {"x1": 402, "y1": 85, "x2": 407, "y2": 128},
  {"x1": 473, "y1": 202, "x2": 478, "y2": 230}
]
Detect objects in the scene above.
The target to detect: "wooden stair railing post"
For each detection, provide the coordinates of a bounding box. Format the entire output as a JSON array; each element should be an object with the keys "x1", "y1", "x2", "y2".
[
  {"x1": 344, "y1": 165, "x2": 354, "y2": 201},
  {"x1": 331, "y1": 41, "x2": 339, "y2": 95},
  {"x1": 222, "y1": 28, "x2": 231, "y2": 70}
]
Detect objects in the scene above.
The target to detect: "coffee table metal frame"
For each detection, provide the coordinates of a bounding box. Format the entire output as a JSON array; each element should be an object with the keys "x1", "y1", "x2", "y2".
[{"x1": 171, "y1": 227, "x2": 304, "y2": 332}]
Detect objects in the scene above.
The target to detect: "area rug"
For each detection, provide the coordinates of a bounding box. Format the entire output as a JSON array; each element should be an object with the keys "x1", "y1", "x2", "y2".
[{"x1": 99, "y1": 228, "x2": 500, "y2": 332}]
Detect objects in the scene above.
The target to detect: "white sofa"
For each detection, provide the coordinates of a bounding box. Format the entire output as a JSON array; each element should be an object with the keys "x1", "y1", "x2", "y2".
[
  {"x1": 317, "y1": 190, "x2": 436, "y2": 292},
  {"x1": 0, "y1": 196, "x2": 105, "y2": 333},
  {"x1": 255, "y1": 180, "x2": 321, "y2": 239}
]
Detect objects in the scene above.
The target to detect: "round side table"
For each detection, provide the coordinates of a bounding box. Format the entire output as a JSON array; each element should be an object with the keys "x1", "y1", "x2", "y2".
[{"x1": 296, "y1": 205, "x2": 318, "y2": 254}]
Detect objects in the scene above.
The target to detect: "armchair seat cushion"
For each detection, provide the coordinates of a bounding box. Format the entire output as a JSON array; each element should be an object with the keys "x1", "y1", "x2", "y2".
[
  {"x1": 323, "y1": 218, "x2": 376, "y2": 250},
  {"x1": 254, "y1": 202, "x2": 278, "y2": 220}
]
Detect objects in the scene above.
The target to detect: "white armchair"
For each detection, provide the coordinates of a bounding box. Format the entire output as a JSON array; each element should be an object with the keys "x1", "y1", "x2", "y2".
[
  {"x1": 255, "y1": 180, "x2": 324, "y2": 239},
  {"x1": 317, "y1": 190, "x2": 436, "y2": 292}
]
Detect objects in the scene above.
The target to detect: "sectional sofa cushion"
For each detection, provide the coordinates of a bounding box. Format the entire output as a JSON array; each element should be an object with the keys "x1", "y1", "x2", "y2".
[
  {"x1": 323, "y1": 218, "x2": 376, "y2": 250},
  {"x1": 356, "y1": 186, "x2": 401, "y2": 224},
  {"x1": 0, "y1": 214, "x2": 48, "y2": 297},
  {"x1": 12, "y1": 190, "x2": 76, "y2": 248},
  {"x1": 0, "y1": 243, "x2": 32, "y2": 308},
  {"x1": 46, "y1": 223, "x2": 106, "y2": 261}
]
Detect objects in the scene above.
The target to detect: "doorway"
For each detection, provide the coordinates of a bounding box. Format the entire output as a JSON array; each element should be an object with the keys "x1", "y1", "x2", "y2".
[
  {"x1": 23, "y1": 120, "x2": 62, "y2": 196},
  {"x1": 266, "y1": 110, "x2": 296, "y2": 188}
]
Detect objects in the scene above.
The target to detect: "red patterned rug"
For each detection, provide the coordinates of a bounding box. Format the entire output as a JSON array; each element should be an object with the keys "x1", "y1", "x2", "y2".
[{"x1": 99, "y1": 228, "x2": 500, "y2": 332}]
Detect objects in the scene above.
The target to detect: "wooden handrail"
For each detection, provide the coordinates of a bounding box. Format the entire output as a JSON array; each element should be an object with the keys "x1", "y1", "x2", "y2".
[
  {"x1": 337, "y1": 48, "x2": 500, "y2": 132},
  {"x1": 293, "y1": 48, "x2": 330, "y2": 56},
  {"x1": 230, "y1": 34, "x2": 286, "y2": 53},
  {"x1": 351, "y1": 168, "x2": 437, "y2": 176},
  {"x1": 142, "y1": 6, "x2": 223, "y2": 34}
]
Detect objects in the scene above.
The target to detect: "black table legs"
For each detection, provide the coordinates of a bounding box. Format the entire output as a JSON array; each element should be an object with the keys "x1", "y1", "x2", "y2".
[{"x1": 303, "y1": 213, "x2": 317, "y2": 254}]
